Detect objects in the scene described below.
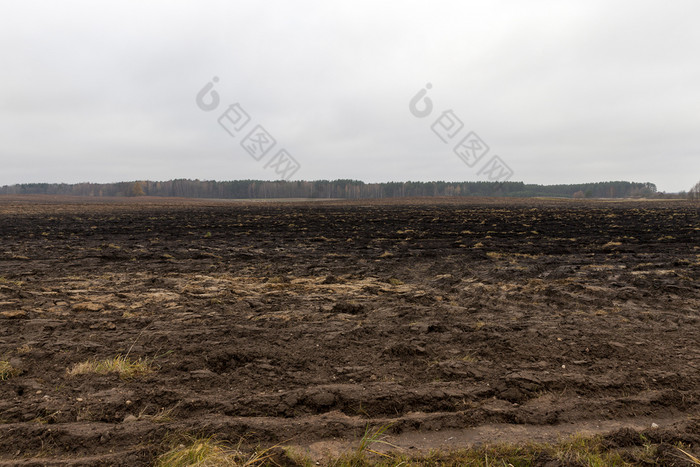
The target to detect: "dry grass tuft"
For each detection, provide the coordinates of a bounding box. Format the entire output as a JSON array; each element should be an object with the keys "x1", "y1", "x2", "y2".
[
  {"x1": 156, "y1": 436, "x2": 274, "y2": 467},
  {"x1": 0, "y1": 360, "x2": 20, "y2": 380},
  {"x1": 138, "y1": 404, "x2": 180, "y2": 423},
  {"x1": 603, "y1": 241, "x2": 623, "y2": 248},
  {"x1": 677, "y1": 446, "x2": 700, "y2": 465},
  {"x1": 330, "y1": 424, "x2": 396, "y2": 466},
  {"x1": 67, "y1": 354, "x2": 151, "y2": 379}
]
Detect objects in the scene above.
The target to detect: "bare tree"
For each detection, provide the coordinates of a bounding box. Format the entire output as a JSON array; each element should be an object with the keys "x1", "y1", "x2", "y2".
[{"x1": 689, "y1": 180, "x2": 700, "y2": 200}]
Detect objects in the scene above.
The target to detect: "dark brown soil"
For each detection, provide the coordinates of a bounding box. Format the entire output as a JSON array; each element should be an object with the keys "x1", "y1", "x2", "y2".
[{"x1": 0, "y1": 196, "x2": 698, "y2": 465}]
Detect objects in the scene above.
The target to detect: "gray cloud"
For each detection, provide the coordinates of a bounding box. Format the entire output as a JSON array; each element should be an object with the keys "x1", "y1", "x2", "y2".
[{"x1": 1, "y1": 0, "x2": 698, "y2": 192}]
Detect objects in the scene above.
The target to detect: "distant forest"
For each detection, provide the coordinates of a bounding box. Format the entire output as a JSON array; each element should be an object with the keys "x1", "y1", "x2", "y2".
[{"x1": 0, "y1": 179, "x2": 673, "y2": 199}]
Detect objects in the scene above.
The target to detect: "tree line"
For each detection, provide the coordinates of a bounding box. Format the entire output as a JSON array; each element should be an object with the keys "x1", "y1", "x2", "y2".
[{"x1": 0, "y1": 179, "x2": 671, "y2": 199}]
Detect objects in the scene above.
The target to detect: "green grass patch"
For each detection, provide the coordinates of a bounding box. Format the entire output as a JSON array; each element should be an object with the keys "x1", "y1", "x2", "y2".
[
  {"x1": 153, "y1": 429, "x2": 700, "y2": 466},
  {"x1": 319, "y1": 431, "x2": 656, "y2": 466}
]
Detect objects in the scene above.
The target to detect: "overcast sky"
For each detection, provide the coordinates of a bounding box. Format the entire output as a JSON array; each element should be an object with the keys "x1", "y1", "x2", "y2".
[{"x1": 2, "y1": 1, "x2": 699, "y2": 192}]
